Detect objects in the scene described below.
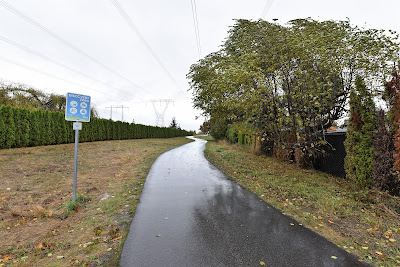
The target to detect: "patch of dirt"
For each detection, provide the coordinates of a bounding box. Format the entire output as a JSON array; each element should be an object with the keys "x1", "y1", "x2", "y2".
[{"x1": 0, "y1": 137, "x2": 191, "y2": 266}]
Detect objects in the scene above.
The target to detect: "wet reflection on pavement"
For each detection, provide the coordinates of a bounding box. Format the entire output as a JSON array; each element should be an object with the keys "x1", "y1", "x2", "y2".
[{"x1": 120, "y1": 137, "x2": 370, "y2": 267}]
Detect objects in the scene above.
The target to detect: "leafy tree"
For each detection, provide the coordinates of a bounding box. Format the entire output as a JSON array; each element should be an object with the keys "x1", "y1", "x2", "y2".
[
  {"x1": 169, "y1": 117, "x2": 179, "y2": 129},
  {"x1": 344, "y1": 76, "x2": 376, "y2": 188},
  {"x1": 0, "y1": 81, "x2": 101, "y2": 116},
  {"x1": 385, "y1": 64, "x2": 400, "y2": 172},
  {"x1": 199, "y1": 120, "x2": 211, "y2": 134},
  {"x1": 188, "y1": 18, "x2": 399, "y2": 165}
]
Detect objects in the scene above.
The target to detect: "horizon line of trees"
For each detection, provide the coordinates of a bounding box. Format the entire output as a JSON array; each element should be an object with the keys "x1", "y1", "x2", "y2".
[
  {"x1": 0, "y1": 105, "x2": 192, "y2": 149},
  {"x1": 188, "y1": 18, "x2": 400, "y2": 195}
]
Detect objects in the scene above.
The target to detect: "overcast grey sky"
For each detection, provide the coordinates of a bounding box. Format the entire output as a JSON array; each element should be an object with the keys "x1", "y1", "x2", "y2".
[{"x1": 0, "y1": 0, "x2": 399, "y2": 131}]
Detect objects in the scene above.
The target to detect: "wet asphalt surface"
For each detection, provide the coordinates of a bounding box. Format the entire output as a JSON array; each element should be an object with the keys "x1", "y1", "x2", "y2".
[{"x1": 120, "y1": 137, "x2": 370, "y2": 267}]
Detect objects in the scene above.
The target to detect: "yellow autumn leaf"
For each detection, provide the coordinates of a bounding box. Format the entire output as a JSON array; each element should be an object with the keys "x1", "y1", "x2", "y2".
[
  {"x1": 331, "y1": 256, "x2": 337, "y2": 259},
  {"x1": 260, "y1": 261, "x2": 266, "y2": 265}
]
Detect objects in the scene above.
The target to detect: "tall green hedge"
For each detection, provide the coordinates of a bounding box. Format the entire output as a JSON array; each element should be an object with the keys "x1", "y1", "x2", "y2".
[
  {"x1": 344, "y1": 76, "x2": 376, "y2": 188},
  {"x1": 0, "y1": 105, "x2": 192, "y2": 149}
]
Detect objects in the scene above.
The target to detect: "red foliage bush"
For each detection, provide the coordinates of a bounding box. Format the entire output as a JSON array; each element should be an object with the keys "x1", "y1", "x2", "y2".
[
  {"x1": 387, "y1": 66, "x2": 400, "y2": 173},
  {"x1": 373, "y1": 110, "x2": 399, "y2": 195}
]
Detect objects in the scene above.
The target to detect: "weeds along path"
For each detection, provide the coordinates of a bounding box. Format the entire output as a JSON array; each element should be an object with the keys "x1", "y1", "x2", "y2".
[{"x1": 204, "y1": 140, "x2": 400, "y2": 267}]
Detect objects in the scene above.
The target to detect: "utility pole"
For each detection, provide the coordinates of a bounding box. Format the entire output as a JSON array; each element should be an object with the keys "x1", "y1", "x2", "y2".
[
  {"x1": 105, "y1": 105, "x2": 130, "y2": 121},
  {"x1": 149, "y1": 99, "x2": 173, "y2": 127}
]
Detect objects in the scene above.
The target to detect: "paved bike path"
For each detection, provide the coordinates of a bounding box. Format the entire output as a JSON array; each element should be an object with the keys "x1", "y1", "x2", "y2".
[{"x1": 120, "y1": 137, "x2": 369, "y2": 267}]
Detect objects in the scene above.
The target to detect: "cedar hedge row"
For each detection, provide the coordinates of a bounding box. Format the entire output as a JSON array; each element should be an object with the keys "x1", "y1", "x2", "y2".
[{"x1": 0, "y1": 105, "x2": 192, "y2": 149}]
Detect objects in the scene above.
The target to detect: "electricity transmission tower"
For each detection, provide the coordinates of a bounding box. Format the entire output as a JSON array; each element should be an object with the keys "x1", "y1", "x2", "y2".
[
  {"x1": 105, "y1": 105, "x2": 129, "y2": 121},
  {"x1": 149, "y1": 99, "x2": 173, "y2": 127}
]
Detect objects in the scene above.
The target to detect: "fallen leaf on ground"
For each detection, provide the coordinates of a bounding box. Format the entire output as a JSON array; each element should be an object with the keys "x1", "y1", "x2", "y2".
[
  {"x1": 331, "y1": 256, "x2": 337, "y2": 259},
  {"x1": 112, "y1": 236, "x2": 122, "y2": 242},
  {"x1": 260, "y1": 261, "x2": 266, "y2": 265}
]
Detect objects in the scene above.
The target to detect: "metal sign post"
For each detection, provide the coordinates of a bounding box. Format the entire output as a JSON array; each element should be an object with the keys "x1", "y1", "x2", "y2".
[
  {"x1": 65, "y1": 93, "x2": 91, "y2": 204},
  {"x1": 72, "y1": 122, "x2": 82, "y2": 203}
]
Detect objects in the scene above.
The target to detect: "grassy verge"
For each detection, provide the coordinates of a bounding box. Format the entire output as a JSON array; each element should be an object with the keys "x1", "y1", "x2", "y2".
[
  {"x1": 0, "y1": 137, "x2": 192, "y2": 266},
  {"x1": 194, "y1": 135, "x2": 214, "y2": 141},
  {"x1": 205, "y1": 140, "x2": 400, "y2": 267}
]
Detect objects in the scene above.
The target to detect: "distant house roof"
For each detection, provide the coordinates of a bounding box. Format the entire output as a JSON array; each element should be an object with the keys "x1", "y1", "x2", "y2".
[{"x1": 325, "y1": 127, "x2": 347, "y2": 135}]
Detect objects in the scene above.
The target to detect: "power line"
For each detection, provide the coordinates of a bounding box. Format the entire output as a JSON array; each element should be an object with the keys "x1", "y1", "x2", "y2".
[
  {"x1": 105, "y1": 105, "x2": 129, "y2": 121},
  {"x1": 0, "y1": 55, "x2": 144, "y2": 104},
  {"x1": 0, "y1": 55, "x2": 98, "y2": 93},
  {"x1": 260, "y1": 0, "x2": 274, "y2": 20},
  {"x1": 190, "y1": 0, "x2": 202, "y2": 59},
  {"x1": 0, "y1": 35, "x2": 143, "y2": 100},
  {"x1": 0, "y1": 0, "x2": 146, "y2": 93},
  {"x1": 109, "y1": 0, "x2": 184, "y2": 94}
]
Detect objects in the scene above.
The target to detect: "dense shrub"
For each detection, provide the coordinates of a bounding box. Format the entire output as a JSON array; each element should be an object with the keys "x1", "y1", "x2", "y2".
[
  {"x1": 0, "y1": 105, "x2": 192, "y2": 149},
  {"x1": 209, "y1": 118, "x2": 228, "y2": 141},
  {"x1": 344, "y1": 76, "x2": 376, "y2": 188},
  {"x1": 0, "y1": 105, "x2": 15, "y2": 149}
]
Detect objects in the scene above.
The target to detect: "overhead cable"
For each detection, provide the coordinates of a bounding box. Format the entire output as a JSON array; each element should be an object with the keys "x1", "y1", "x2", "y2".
[
  {"x1": 0, "y1": 56, "x2": 97, "y2": 93},
  {"x1": 109, "y1": 0, "x2": 185, "y2": 95},
  {"x1": 0, "y1": 56, "x2": 143, "y2": 103},
  {"x1": 260, "y1": 0, "x2": 274, "y2": 20},
  {"x1": 190, "y1": 0, "x2": 202, "y2": 59},
  {"x1": 0, "y1": 35, "x2": 144, "y2": 100},
  {"x1": 0, "y1": 0, "x2": 147, "y2": 93}
]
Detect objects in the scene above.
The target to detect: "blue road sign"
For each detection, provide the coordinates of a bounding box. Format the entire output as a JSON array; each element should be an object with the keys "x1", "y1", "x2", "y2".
[{"x1": 65, "y1": 93, "x2": 91, "y2": 122}]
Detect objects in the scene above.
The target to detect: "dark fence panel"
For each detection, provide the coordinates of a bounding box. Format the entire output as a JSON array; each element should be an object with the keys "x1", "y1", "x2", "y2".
[{"x1": 314, "y1": 132, "x2": 347, "y2": 178}]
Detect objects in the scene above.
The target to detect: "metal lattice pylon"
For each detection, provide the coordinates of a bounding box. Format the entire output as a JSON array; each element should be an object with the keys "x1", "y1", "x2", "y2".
[{"x1": 149, "y1": 99, "x2": 173, "y2": 127}]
